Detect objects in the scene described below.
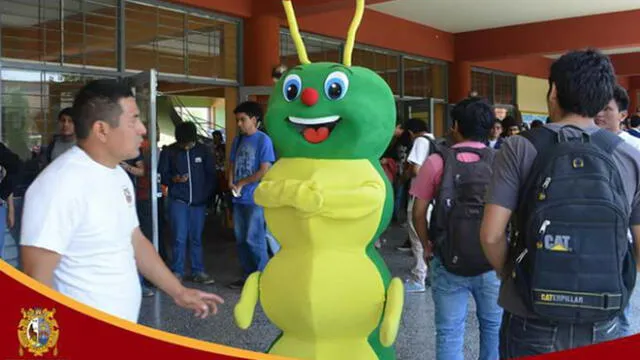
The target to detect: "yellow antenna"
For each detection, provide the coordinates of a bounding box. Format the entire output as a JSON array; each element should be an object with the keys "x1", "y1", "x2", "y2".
[
  {"x1": 343, "y1": 0, "x2": 365, "y2": 67},
  {"x1": 283, "y1": 0, "x2": 310, "y2": 65}
]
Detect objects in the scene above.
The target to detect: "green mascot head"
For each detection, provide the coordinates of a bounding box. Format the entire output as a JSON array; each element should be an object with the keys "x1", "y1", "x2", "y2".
[{"x1": 265, "y1": 0, "x2": 396, "y2": 160}]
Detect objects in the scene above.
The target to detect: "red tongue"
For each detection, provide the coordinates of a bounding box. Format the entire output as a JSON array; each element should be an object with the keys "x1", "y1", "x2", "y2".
[{"x1": 303, "y1": 127, "x2": 330, "y2": 144}]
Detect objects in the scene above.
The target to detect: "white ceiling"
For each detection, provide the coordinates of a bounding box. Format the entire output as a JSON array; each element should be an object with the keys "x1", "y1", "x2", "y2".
[{"x1": 369, "y1": 0, "x2": 640, "y2": 33}]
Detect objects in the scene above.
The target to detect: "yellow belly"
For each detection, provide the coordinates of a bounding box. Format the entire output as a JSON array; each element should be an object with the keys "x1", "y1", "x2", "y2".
[{"x1": 256, "y1": 158, "x2": 387, "y2": 356}]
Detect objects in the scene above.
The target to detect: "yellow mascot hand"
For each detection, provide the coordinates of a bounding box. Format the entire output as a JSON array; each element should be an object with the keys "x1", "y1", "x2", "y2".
[
  {"x1": 319, "y1": 181, "x2": 385, "y2": 220},
  {"x1": 234, "y1": 272, "x2": 261, "y2": 330},
  {"x1": 254, "y1": 179, "x2": 323, "y2": 213},
  {"x1": 379, "y1": 277, "x2": 404, "y2": 347}
]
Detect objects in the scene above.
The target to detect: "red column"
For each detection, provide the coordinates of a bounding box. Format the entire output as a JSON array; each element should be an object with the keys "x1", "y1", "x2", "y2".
[
  {"x1": 244, "y1": 15, "x2": 281, "y2": 86},
  {"x1": 629, "y1": 76, "x2": 640, "y2": 115},
  {"x1": 448, "y1": 61, "x2": 471, "y2": 104}
]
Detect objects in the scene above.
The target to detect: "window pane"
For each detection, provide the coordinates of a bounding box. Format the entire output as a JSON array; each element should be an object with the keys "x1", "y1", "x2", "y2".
[
  {"x1": 1, "y1": 69, "x2": 110, "y2": 159},
  {"x1": 125, "y1": 1, "x2": 238, "y2": 80},
  {"x1": 471, "y1": 71, "x2": 492, "y2": 100},
  {"x1": 352, "y1": 48, "x2": 399, "y2": 95},
  {"x1": 404, "y1": 58, "x2": 446, "y2": 99},
  {"x1": 494, "y1": 73, "x2": 515, "y2": 105},
  {"x1": 0, "y1": 0, "x2": 117, "y2": 68},
  {"x1": 62, "y1": 0, "x2": 118, "y2": 69},
  {"x1": 0, "y1": 0, "x2": 118, "y2": 69},
  {"x1": 279, "y1": 30, "x2": 341, "y2": 69}
]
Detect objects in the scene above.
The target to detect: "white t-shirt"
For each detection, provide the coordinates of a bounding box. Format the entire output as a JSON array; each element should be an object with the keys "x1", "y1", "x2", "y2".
[
  {"x1": 21, "y1": 146, "x2": 141, "y2": 322},
  {"x1": 407, "y1": 134, "x2": 435, "y2": 187},
  {"x1": 619, "y1": 131, "x2": 640, "y2": 153}
]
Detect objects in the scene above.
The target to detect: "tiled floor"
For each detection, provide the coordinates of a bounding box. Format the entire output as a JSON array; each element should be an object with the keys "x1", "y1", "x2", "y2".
[{"x1": 138, "y1": 223, "x2": 640, "y2": 359}]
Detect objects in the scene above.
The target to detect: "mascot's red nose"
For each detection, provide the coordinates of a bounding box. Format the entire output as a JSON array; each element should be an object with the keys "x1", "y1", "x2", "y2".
[{"x1": 301, "y1": 88, "x2": 319, "y2": 107}]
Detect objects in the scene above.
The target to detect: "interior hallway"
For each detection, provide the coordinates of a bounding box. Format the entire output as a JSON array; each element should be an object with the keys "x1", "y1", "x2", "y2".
[{"x1": 138, "y1": 220, "x2": 640, "y2": 359}]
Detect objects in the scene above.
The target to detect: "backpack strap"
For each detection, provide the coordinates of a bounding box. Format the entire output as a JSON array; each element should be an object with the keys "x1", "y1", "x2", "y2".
[
  {"x1": 518, "y1": 127, "x2": 556, "y2": 202},
  {"x1": 421, "y1": 135, "x2": 438, "y2": 157}
]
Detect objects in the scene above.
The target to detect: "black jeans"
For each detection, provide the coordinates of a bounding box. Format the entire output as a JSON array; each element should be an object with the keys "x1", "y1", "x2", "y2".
[{"x1": 500, "y1": 311, "x2": 620, "y2": 359}]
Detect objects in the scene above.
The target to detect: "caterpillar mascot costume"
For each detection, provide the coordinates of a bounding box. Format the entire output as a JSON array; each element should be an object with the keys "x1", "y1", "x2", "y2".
[{"x1": 234, "y1": 0, "x2": 403, "y2": 359}]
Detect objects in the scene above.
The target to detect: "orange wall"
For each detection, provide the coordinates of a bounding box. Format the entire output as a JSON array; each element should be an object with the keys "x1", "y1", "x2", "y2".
[
  {"x1": 167, "y1": 0, "x2": 252, "y2": 17},
  {"x1": 618, "y1": 76, "x2": 630, "y2": 90},
  {"x1": 456, "y1": 9, "x2": 640, "y2": 62},
  {"x1": 293, "y1": 8, "x2": 455, "y2": 62}
]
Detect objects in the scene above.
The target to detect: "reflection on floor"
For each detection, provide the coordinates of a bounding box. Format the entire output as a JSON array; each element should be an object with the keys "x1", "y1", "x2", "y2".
[{"x1": 138, "y1": 224, "x2": 640, "y2": 359}]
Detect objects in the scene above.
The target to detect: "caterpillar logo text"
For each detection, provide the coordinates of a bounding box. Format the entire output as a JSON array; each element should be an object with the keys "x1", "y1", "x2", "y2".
[
  {"x1": 544, "y1": 234, "x2": 572, "y2": 252},
  {"x1": 539, "y1": 293, "x2": 584, "y2": 305}
]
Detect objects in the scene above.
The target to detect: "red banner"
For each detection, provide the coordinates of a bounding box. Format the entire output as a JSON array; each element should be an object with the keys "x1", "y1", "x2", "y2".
[{"x1": 0, "y1": 261, "x2": 288, "y2": 360}]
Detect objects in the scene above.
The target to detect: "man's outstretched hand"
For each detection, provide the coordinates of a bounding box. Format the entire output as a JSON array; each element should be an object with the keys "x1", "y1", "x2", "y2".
[{"x1": 173, "y1": 287, "x2": 225, "y2": 319}]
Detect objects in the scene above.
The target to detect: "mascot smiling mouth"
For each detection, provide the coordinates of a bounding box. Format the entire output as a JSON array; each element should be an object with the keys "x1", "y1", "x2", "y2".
[{"x1": 287, "y1": 115, "x2": 341, "y2": 144}]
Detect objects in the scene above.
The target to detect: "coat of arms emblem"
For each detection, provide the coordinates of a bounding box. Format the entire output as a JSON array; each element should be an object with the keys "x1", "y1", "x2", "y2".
[{"x1": 17, "y1": 308, "x2": 60, "y2": 357}]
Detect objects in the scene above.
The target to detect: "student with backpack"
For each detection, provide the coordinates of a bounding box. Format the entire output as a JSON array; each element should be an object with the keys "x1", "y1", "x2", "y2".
[
  {"x1": 480, "y1": 49, "x2": 640, "y2": 358},
  {"x1": 403, "y1": 118, "x2": 437, "y2": 293},
  {"x1": 411, "y1": 97, "x2": 501, "y2": 360}
]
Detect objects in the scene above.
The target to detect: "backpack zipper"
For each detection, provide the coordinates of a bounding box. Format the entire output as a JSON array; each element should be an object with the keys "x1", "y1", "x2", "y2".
[{"x1": 538, "y1": 177, "x2": 551, "y2": 200}]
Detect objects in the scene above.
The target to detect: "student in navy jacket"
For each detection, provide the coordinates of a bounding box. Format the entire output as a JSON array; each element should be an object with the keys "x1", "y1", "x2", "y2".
[{"x1": 159, "y1": 122, "x2": 215, "y2": 284}]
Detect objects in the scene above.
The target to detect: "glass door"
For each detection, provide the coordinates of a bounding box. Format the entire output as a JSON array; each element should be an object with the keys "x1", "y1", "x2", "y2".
[{"x1": 124, "y1": 70, "x2": 160, "y2": 252}]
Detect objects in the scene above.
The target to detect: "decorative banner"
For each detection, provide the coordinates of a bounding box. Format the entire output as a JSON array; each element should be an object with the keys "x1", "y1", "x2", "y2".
[
  {"x1": 0, "y1": 260, "x2": 289, "y2": 360},
  {"x1": 0, "y1": 259, "x2": 639, "y2": 358}
]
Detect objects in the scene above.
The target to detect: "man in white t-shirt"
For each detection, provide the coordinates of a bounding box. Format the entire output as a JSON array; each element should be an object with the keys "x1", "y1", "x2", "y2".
[
  {"x1": 403, "y1": 118, "x2": 435, "y2": 293},
  {"x1": 595, "y1": 83, "x2": 639, "y2": 338},
  {"x1": 20, "y1": 79, "x2": 224, "y2": 323}
]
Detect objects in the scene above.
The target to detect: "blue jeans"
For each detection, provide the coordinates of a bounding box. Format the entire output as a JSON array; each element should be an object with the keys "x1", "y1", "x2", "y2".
[
  {"x1": 431, "y1": 256, "x2": 502, "y2": 360},
  {"x1": 618, "y1": 303, "x2": 632, "y2": 337},
  {"x1": 500, "y1": 312, "x2": 619, "y2": 358},
  {"x1": 266, "y1": 230, "x2": 281, "y2": 256},
  {"x1": 169, "y1": 199, "x2": 206, "y2": 276},
  {"x1": 233, "y1": 203, "x2": 268, "y2": 277}
]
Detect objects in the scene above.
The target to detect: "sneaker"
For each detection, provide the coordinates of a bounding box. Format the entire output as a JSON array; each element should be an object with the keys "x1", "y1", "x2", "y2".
[
  {"x1": 228, "y1": 279, "x2": 245, "y2": 290},
  {"x1": 191, "y1": 272, "x2": 215, "y2": 285},
  {"x1": 404, "y1": 279, "x2": 426, "y2": 293},
  {"x1": 396, "y1": 238, "x2": 412, "y2": 252},
  {"x1": 142, "y1": 286, "x2": 156, "y2": 297}
]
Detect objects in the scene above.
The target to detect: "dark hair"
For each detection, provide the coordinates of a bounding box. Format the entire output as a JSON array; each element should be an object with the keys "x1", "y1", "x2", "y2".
[
  {"x1": 175, "y1": 121, "x2": 197, "y2": 144},
  {"x1": 404, "y1": 118, "x2": 429, "y2": 133},
  {"x1": 612, "y1": 84, "x2": 630, "y2": 112},
  {"x1": 212, "y1": 130, "x2": 223, "y2": 140},
  {"x1": 233, "y1": 101, "x2": 263, "y2": 122},
  {"x1": 629, "y1": 114, "x2": 640, "y2": 128},
  {"x1": 72, "y1": 79, "x2": 134, "y2": 140},
  {"x1": 58, "y1": 107, "x2": 73, "y2": 121},
  {"x1": 501, "y1": 115, "x2": 519, "y2": 129},
  {"x1": 493, "y1": 119, "x2": 503, "y2": 127},
  {"x1": 450, "y1": 97, "x2": 494, "y2": 141},
  {"x1": 548, "y1": 49, "x2": 616, "y2": 118},
  {"x1": 530, "y1": 120, "x2": 544, "y2": 128}
]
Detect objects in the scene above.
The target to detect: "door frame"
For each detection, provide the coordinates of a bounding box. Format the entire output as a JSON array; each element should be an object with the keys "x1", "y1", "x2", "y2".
[{"x1": 124, "y1": 69, "x2": 160, "y2": 252}]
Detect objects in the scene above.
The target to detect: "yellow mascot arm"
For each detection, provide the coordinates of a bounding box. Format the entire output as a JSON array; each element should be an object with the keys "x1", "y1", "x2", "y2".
[
  {"x1": 254, "y1": 179, "x2": 324, "y2": 213},
  {"x1": 234, "y1": 272, "x2": 261, "y2": 330},
  {"x1": 319, "y1": 181, "x2": 385, "y2": 220},
  {"x1": 379, "y1": 277, "x2": 404, "y2": 347}
]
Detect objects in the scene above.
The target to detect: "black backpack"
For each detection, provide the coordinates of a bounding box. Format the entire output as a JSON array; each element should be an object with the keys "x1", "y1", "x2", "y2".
[
  {"x1": 510, "y1": 125, "x2": 636, "y2": 323},
  {"x1": 430, "y1": 145, "x2": 496, "y2": 276}
]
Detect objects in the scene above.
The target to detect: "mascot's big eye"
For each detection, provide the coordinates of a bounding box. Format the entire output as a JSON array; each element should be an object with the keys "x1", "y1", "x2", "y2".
[
  {"x1": 283, "y1": 74, "x2": 302, "y2": 102},
  {"x1": 324, "y1": 71, "x2": 349, "y2": 101}
]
